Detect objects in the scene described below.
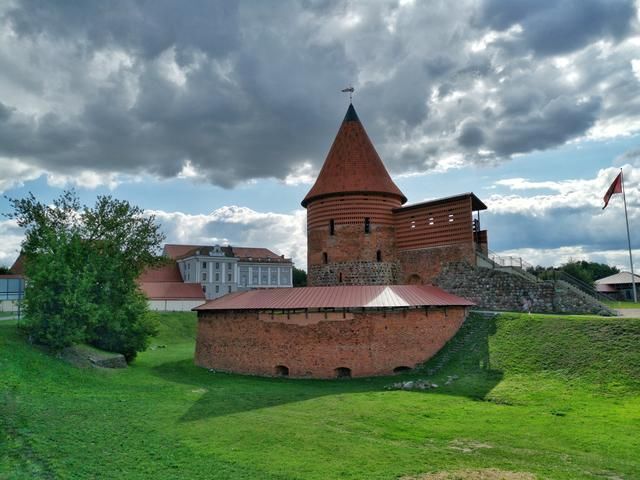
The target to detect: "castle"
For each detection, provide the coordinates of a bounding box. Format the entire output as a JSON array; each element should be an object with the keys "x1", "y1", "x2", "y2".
[{"x1": 194, "y1": 103, "x2": 480, "y2": 378}]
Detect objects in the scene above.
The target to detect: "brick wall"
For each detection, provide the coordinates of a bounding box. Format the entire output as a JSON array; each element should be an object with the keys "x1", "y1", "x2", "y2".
[
  {"x1": 398, "y1": 243, "x2": 477, "y2": 284},
  {"x1": 195, "y1": 307, "x2": 468, "y2": 378},
  {"x1": 308, "y1": 260, "x2": 399, "y2": 286}
]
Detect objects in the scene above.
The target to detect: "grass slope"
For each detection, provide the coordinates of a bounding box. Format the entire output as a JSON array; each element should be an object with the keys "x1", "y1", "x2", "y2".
[{"x1": 1, "y1": 311, "x2": 639, "y2": 479}]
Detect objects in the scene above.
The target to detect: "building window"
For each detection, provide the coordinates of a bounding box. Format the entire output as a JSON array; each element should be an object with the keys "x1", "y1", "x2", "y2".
[
  {"x1": 428, "y1": 217, "x2": 434, "y2": 226},
  {"x1": 228, "y1": 285, "x2": 232, "y2": 293},
  {"x1": 376, "y1": 250, "x2": 382, "y2": 262},
  {"x1": 215, "y1": 285, "x2": 219, "y2": 293},
  {"x1": 202, "y1": 262, "x2": 207, "y2": 269},
  {"x1": 240, "y1": 267, "x2": 249, "y2": 286},
  {"x1": 339, "y1": 272, "x2": 343, "y2": 283},
  {"x1": 448, "y1": 213, "x2": 454, "y2": 223},
  {"x1": 279, "y1": 268, "x2": 290, "y2": 285},
  {"x1": 329, "y1": 219, "x2": 335, "y2": 235},
  {"x1": 252, "y1": 267, "x2": 259, "y2": 284},
  {"x1": 228, "y1": 273, "x2": 232, "y2": 282},
  {"x1": 202, "y1": 272, "x2": 207, "y2": 281},
  {"x1": 323, "y1": 252, "x2": 328, "y2": 264},
  {"x1": 270, "y1": 268, "x2": 278, "y2": 285},
  {"x1": 215, "y1": 273, "x2": 219, "y2": 282},
  {"x1": 261, "y1": 268, "x2": 269, "y2": 285},
  {"x1": 216, "y1": 262, "x2": 220, "y2": 270},
  {"x1": 364, "y1": 217, "x2": 370, "y2": 234}
]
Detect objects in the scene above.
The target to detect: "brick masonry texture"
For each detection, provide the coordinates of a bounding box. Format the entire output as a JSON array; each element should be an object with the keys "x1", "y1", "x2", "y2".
[
  {"x1": 309, "y1": 260, "x2": 399, "y2": 286},
  {"x1": 434, "y1": 262, "x2": 614, "y2": 315},
  {"x1": 195, "y1": 307, "x2": 467, "y2": 378}
]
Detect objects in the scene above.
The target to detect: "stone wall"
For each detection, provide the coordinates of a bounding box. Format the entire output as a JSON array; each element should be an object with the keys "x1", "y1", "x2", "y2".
[
  {"x1": 195, "y1": 306, "x2": 468, "y2": 378},
  {"x1": 398, "y1": 243, "x2": 477, "y2": 285},
  {"x1": 434, "y1": 262, "x2": 613, "y2": 315},
  {"x1": 309, "y1": 260, "x2": 399, "y2": 286}
]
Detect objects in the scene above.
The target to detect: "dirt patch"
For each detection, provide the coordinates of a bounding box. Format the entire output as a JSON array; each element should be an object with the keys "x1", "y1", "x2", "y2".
[
  {"x1": 448, "y1": 439, "x2": 493, "y2": 453},
  {"x1": 401, "y1": 469, "x2": 536, "y2": 480}
]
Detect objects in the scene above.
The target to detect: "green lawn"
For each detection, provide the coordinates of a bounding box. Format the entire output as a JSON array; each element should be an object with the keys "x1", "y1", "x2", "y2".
[
  {"x1": 1, "y1": 311, "x2": 639, "y2": 479},
  {"x1": 604, "y1": 300, "x2": 640, "y2": 309}
]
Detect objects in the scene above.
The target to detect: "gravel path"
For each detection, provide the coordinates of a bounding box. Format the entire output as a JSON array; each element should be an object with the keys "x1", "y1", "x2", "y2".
[{"x1": 615, "y1": 309, "x2": 640, "y2": 318}]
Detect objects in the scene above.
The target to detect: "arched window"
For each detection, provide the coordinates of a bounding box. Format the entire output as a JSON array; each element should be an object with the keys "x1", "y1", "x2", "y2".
[
  {"x1": 376, "y1": 250, "x2": 382, "y2": 262},
  {"x1": 323, "y1": 252, "x2": 328, "y2": 264},
  {"x1": 275, "y1": 365, "x2": 289, "y2": 377},
  {"x1": 364, "y1": 217, "x2": 370, "y2": 234},
  {"x1": 393, "y1": 366, "x2": 412, "y2": 374}
]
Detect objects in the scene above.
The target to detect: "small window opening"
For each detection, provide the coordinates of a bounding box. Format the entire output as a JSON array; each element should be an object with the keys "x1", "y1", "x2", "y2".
[
  {"x1": 202, "y1": 262, "x2": 207, "y2": 269},
  {"x1": 329, "y1": 219, "x2": 335, "y2": 235},
  {"x1": 410, "y1": 220, "x2": 416, "y2": 229},
  {"x1": 376, "y1": 250, "x2": 382, "y2": 262},
  {"x1": 339, "y1": 272, "x2": 343, "y2": 283},
  {"x1": 448, "y1": 213, "x2": 454, "y2": 223},
  {"x1": 323, "y1": 252, "x2": 328, "y2": 264},
  {"x1": 428, "y1": 217, "x2": 434, "y2": 226},
  {"x1": 275, "y1": 365, "x2": 289, "y2": 377},
  {"x1": 335, "y1": 367, "x2": 352, "y2": 379},
  {"x1": 364, "y1": 217, "x2": 370, "y2": 234},
  {"x1": 393, "y1": 366, "x2": 412, "y2": 374}
]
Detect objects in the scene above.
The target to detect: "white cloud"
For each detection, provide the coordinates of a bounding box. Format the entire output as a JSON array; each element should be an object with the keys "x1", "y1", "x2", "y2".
[
  {"x1": 495, "y1": 245, "x2": 640, "y2": 271},
  {"x1": 282, "y1": 161, "x2": 316, "y2": 186},
  {"x1": 0, "y1": 218, "x2": 23, "y2": 268},
  {"x1": 0, "y1": 157, "x2": 42, "y2": 193},
  {"x1": 149, "y1": 206, "x2": 308, "y2": 269}
]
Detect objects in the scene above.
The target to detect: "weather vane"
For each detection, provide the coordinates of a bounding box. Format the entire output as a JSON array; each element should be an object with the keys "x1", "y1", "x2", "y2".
[{"x1": 341, "y1": 86, "x2": 354, "y2": 103}]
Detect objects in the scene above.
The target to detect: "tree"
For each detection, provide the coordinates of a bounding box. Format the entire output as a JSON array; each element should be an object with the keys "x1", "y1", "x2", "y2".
[
  {"x1": 292, "y1": 266, "x2": 307, "y2": 287},
  {"x1": 0, "y1": 266, "x2": 11, "y2": 274},
  {"x1": 6, "y1": 190, "x2": 165, "y2": 361}
]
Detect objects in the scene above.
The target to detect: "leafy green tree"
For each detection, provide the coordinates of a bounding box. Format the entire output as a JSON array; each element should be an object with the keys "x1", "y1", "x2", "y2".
[
  {"x1": 292, "y1": 266, "x2": 307, "y2": 287},
  {"x1": 0, "y1": 266, "x2": 11, "y2": 274},
  {"x1": 6, "y1": 191, "x2": 165, "y2": 361}
]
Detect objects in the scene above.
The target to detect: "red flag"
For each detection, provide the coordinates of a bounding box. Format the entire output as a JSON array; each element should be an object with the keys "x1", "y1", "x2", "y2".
[{"x1": 603, "y1": 171, "x2": 622, "y2": 209}]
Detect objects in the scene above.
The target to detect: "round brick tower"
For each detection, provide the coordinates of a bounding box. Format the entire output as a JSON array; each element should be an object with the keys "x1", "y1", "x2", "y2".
[{"x1": 302, "y1": 104, "x2": 407, "y2": 286}]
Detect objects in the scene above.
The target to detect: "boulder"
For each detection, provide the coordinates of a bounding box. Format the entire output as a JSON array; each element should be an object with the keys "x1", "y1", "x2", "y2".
[{"x1": 61, "y1": 344, "x2": 127, "y2": 369}]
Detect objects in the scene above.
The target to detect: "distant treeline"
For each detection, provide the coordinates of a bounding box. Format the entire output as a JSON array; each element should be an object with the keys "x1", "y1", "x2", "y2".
[{"x1": 527, "y1": 260, "x2": 619, "y2": 287}]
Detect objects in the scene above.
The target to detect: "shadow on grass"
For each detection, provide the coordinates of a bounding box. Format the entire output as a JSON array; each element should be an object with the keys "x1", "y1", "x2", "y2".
[{"x1": 151, "y1": 314, "x2": 503, "y2": 422}]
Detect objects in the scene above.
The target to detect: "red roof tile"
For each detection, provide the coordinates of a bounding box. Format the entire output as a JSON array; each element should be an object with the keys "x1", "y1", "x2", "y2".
[
  {"x1": 231, "y1": 247, "x2": 288, "y2": 261},
  {"x1": 194, "y1": 285, "x2": 473, "y2": 311},
  {"x1": 10, "y1": 253, "x2": 25, "y2": 275},
  {"x1": 302, "y1": 104, "x2": 407, "y2": 207},
  {"x1": 163, "y1": 244, "x2": 205, "y2": 259},
  {"x1": 140, "y1": 282, "x2": 205, "y2": 300},
  {"x1": 139, "y1": 263, "x2": 183, "y2": 282}
]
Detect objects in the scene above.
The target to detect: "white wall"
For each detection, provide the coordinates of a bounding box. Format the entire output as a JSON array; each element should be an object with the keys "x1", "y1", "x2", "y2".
[{"x1": 148, "y1": 300, "x2": 205, "y2": 312}]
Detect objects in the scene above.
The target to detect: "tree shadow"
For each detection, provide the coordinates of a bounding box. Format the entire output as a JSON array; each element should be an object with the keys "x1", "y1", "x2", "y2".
[{"x1": 151, "y1": 314, "x2": 503, "y2": 422}]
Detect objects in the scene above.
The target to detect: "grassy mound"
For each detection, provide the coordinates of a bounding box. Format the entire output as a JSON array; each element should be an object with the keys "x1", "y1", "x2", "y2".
[{"x1": 1, "y1": 311, "x2": 639, "y2": 479}]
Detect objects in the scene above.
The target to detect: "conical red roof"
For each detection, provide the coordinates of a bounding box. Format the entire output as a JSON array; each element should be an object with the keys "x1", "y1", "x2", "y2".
[{"x1": 302, "y1": 104, "x2": 407, "y2": 207}]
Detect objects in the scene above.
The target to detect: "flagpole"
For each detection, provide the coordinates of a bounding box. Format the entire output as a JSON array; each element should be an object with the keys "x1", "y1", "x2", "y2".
[{"x1": 621, "y1": 168, "x2": 637, "y2": 302}]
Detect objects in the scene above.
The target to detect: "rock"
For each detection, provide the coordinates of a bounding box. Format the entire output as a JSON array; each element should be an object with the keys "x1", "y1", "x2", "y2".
[
  {"x1": 61, "y1": 344, "x2": 127, "y2": 369},
  {"x1": 402, "y1": 381, "x2": 415, "y2": 390}
]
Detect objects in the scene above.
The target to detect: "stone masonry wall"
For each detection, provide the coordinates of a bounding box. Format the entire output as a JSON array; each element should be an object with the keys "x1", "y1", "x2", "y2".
[
  {"x1": 309, "y1": 260, "x2": 399, "y2": 286},
  {"x1": 398, "y1": 243, "x2": 477, "y2": 285},
  {"x1": 195, "y1": 307, "x2": 467, "y2": 378},
  {"x1": 434, "y1": 262, "x2": 613, "y2": 315}
]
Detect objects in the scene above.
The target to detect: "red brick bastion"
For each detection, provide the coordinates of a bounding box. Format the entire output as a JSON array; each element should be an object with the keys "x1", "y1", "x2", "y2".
[{"x1": 194, "y1": 285, "x2": 472, "y2": 378}]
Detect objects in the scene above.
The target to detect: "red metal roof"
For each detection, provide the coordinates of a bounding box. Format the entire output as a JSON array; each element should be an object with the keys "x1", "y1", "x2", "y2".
[
  {"x1": 302, "y1": 104, "x2": 407, "y2": 207},
  {"x1": 140, "y1": 282, "x2": 205, "y2": 300},
  {"x1": 10, "y1": 253, "x2": 25, "y2": 275},
  {"x1": 194, "y1": 285, "x2": 473, "y2": 311},
  {"x1": 139, "y1": 263, "x2": 183, "y2": 282},
  {"x1": 163, "y1": 244, "x2": 205, "y2": 259},
  {"x1": 231, "y1": 247, "x2": 289, "y2": 262}
]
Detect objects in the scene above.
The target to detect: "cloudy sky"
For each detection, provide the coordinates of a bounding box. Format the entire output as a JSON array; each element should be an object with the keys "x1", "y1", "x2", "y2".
[{"x1": 1, "y1": 0, "x2": 639, "y2": 271}]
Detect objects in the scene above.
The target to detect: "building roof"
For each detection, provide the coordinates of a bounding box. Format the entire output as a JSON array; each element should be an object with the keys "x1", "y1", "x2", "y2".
[
  {"x1": 231, "y1": 247, "x2": 290, "y2": 263},
  {"x1": 139, "y1": 263, "x2": 184, "y2": 282},
  {"x1": 0, "y1": 274, "x2": 24, "y2": 280},
  {"x1": 139, "y1": 282, "x2": 205, "y2": 300},
  {"x1": 163, "y1": 244, "x2": 206, "y2": 259},
  {"x1": 301, "y1": 104, "x2": 407, "y2": 207},
  {"x1": 176, "y1": 245, "x2": 234, "y2": 260},
  {"x1": 10, "y1": 253, "x2": 25, "y2": 275},
  {"x1": 194, "y1": 285, "x2": 474, "y2": 311},
  {"x1": 395, "y1": 192, "x2": 488, "y2": 212},
  {"x1": 595, "y1": 272, "x2": 640, "y2": 286}
]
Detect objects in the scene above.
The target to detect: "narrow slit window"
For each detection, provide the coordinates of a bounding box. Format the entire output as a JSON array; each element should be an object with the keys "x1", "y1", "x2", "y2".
[
  {"x1": 323, "y1": 252, "x2": 328, "y2": 264},
  {"x1": 364, "y1": 217, "x2": 370, "y2": 234},
  {"x1": 376, "y1": 250, "x2": 382, "y2": 262},
  {"x1": 329, "y1": 219, "x2": 335, "y2": 235}
]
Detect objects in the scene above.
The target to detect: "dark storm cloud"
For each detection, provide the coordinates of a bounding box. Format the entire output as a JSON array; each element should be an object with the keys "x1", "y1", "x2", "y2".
[
  {"x1": 0, "y1": 0, "x2": 638, "y2": 188},
  {"x1": 476, "y1": 0, "x2": 636, "y2": 56}
]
